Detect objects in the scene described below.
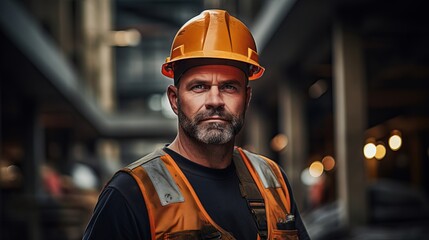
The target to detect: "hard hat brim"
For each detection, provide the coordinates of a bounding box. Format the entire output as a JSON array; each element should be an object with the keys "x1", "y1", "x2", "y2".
[{"x1": 162, "y1": 54, "x2": 264, "y2": 81}]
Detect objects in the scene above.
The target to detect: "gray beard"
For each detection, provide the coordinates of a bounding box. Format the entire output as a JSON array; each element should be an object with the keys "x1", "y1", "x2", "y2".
[{"x1": 177, "y1": 103, "x2": 244, "y2": 145}]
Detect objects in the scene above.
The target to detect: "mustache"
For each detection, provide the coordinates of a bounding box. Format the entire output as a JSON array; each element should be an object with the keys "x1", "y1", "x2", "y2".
[{"x1": 193, "y1": 109, "x2": 233, "y2": 122}]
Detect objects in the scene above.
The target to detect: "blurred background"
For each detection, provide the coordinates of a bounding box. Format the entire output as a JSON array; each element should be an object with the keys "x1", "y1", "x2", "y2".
[{"x1": 1, "y1": 0, "x2": 429, "y2": 239}]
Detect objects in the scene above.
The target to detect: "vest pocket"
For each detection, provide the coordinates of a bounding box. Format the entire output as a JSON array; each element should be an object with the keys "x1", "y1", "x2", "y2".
[{"x1": 271, "y1": 229, "x2": 299, "y2": 240}]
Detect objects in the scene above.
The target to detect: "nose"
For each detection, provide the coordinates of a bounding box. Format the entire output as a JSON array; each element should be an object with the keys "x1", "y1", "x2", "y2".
[{"x1": 205, "y1": 86, "x2": 225, "y2": 110}]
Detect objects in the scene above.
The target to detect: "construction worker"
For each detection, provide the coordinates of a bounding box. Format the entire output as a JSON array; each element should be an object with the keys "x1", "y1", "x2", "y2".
[{"x1": 83, "y1": 9, "x2": 310, "y2": 240}]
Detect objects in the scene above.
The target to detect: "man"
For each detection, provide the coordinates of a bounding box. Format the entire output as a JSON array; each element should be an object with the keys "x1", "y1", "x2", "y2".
[{"x1": 83, "y1": 9, "x2": 310, "y2": 240}]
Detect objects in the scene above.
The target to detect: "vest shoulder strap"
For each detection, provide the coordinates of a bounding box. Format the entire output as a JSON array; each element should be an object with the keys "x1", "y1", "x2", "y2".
[
  {"x1": 233, "y1": 148, "x2": 268, "y2": 239},
  {"x1": 235, "y1": 148, "x2": 292, "y2": 239}
]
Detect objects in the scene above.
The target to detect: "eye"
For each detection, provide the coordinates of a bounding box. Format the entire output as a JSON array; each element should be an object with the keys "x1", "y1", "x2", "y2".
[
  {"x1": 190, "y1": 84, "x2": 208, "y2": 92},
  {"x1": 220, "y1": 84, "x2": 238, "y2": 93}
]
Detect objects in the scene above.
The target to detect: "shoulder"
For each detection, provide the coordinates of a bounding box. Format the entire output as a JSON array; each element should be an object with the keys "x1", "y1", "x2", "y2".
[
  {"x1": 107, "y1": 172, "x2": 142, "y2": 201},
  {"x1": 91, "y1": 172, "x2": 147, "y2": 218}
]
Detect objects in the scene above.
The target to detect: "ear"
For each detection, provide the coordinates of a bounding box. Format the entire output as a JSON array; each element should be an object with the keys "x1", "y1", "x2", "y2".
[
  {"x1": 167, "y1": 85, "x2": 179, "y2": 115},
  {"x1": 245, "y1": 86, "x2": 252, "y2": 110}
]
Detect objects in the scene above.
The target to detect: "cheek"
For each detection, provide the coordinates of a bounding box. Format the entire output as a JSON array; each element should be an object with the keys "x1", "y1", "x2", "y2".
[
  {"x1": 179, "y1": 95, "x2": 205, "y2": 115},
  {"x1": 226, "y1": 97, "x2": 247, "y2": 113}
]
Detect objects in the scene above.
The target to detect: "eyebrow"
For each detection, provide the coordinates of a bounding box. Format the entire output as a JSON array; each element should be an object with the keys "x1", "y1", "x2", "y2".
[{"x1": 186, "y1": 78, "x2": 243, "y2": 86}]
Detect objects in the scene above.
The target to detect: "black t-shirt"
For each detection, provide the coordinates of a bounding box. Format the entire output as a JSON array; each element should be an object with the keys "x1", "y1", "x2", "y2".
[{"x1": 83, "y1": 148, "x2": 310, "y2": 240}]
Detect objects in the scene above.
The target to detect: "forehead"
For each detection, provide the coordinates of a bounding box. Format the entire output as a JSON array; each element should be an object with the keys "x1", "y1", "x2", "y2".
[{"x1": 180, "y1": 65, "x2": 246, "y2": 82}]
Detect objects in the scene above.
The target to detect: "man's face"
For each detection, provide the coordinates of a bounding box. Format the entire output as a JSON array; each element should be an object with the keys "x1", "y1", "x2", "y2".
[{"x1": 168, "y1": 65, "x2": 251, "y2": 145}]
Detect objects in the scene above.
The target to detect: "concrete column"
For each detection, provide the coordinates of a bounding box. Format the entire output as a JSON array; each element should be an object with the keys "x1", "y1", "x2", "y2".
[
  {"x1": 98, "y1": 0, "x2": 115, "y2": 112},
  {"x1": 81, "y1": 0, "x2": 115, "y2": 112},
  {"x1": 333, "y1": 21, "x2": 368, "y2": 226},
  {"x1": 278, "y1": 81, "x2": 308, "y2": 209}
]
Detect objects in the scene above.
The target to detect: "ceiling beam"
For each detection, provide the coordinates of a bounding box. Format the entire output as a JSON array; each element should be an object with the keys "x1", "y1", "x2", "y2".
[{"x1": 251, "y1": 0, "x2": 297, "y2": 53}]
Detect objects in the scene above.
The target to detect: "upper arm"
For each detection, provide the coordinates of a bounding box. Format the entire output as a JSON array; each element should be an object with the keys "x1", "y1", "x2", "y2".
[{"x1": 83, "y1": 173, "x2": 151, "y2": 240}]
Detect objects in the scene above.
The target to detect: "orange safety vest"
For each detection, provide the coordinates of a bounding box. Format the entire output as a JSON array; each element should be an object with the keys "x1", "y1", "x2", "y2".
[{"x1": 122, "y1": 147, "x2": 299, "y2": 240}]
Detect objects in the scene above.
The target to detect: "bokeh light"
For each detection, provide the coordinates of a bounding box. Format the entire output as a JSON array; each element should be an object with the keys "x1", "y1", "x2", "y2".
[
  {"x1": 270, "y1": 133, "x2": 289, "y2": 152},
  {"x1": 389, "y1": 131, "x2": 402, "y2": 151},
  {"x1": 363, "y1": 143, "x2": 377, "y2": 159},
  {"x1": 71, "y1": 163, "x2": 98, "y2": 190},
  {"x1": 322, "y1": 155, "x2": 335, "y2": 171},
  {"x1": 301, "y1": 168, "x2": 319, "y2": 186},
  {"x1": 375, "y1": 143, "x2": 386, "y2": 160},
  {"x1": 111, "y1": 29, "x2": 141, "y2": 47},
  {"x1": 309, "y1": 161, "x2": 324, "y2": 177}
]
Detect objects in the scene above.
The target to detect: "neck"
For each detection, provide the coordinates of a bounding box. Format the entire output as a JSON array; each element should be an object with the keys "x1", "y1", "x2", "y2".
[{"x1": 168, "y1": 130, "x2": 235, "y2": 169}]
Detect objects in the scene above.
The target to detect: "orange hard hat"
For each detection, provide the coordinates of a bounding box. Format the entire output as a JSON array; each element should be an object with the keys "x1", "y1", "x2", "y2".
[{"x1": 161, "y1": 9, "x2": 265, "y2": 81}]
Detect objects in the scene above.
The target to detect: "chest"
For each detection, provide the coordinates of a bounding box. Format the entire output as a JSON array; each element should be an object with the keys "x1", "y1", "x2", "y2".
[{"x1": 184, "y1": 171, "x2": 258, "y2": 240}]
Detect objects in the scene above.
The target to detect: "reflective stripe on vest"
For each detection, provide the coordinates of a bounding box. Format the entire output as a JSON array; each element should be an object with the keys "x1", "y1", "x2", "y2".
[
  {"x1": 142, "y1": 158, "x2": 184, "y2": 206},
  {"x1": 125, "y1": 148, "x2": 184, "y2": 206},
  {"x1": 241, "y1": 149, "x2": 281, "y2": 189}
]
